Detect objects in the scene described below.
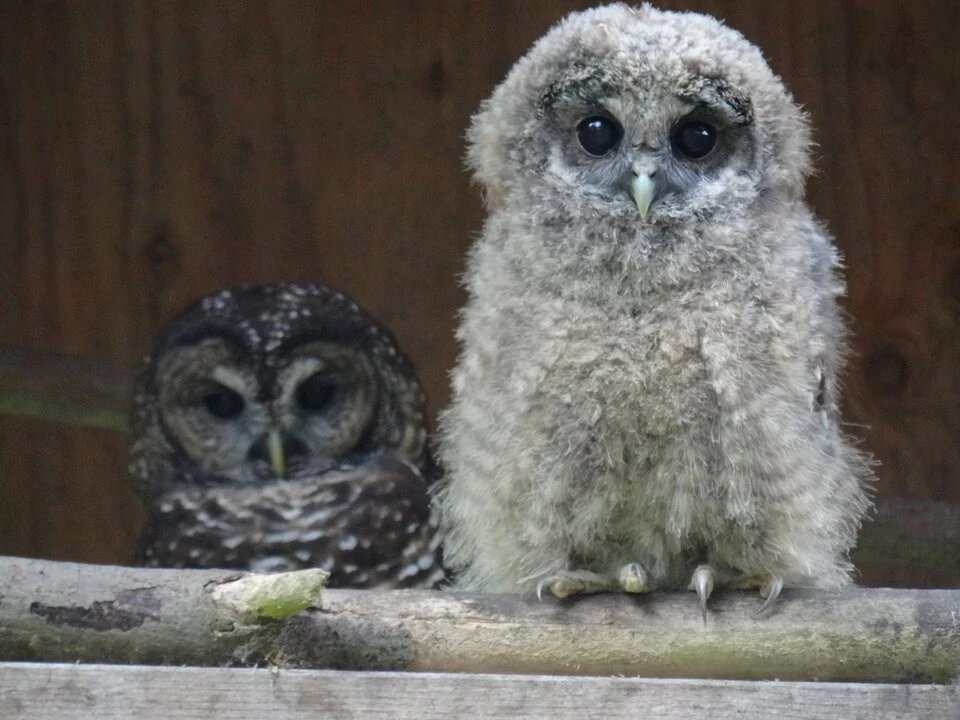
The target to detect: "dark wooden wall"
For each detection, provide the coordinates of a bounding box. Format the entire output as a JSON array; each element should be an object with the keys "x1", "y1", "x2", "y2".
[{"x1": 1, "y1": 2, "x2": 958, "y2": 584}]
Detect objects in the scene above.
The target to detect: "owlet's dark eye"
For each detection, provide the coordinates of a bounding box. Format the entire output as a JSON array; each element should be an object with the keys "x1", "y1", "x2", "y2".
[
  {"x1": 671, "y1": 120, "x2": 717, "y2": 160},
  {"x1": 297, "y1": 373, "x2": 336, "y2": 412},
  {"x1": 203, "y1": 385, "x2": 245, "y2": 420},
  {"x1": 577, "y1": 116, "x2": 623, "y2": 157}
]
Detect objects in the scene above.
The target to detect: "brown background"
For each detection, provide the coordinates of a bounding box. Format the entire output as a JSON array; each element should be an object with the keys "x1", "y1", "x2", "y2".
[{"x1": 1, "y1": 1, "x2": 958, "y2": 586}]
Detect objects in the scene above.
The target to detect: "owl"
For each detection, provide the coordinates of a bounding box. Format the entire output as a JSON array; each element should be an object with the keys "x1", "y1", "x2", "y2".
[
  {"x1": 128, "y1": 282, "x2": 445, "y2": 589},
  {"x1": 436, "y1": 3, "x2": 873, "y2": 616}
]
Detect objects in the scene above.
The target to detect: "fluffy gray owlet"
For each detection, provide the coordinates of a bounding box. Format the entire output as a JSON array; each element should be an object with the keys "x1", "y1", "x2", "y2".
[
  {"x1": 436, "y1": 3, "x2": 873, "y2": 615},
  {"x1": 128, "y1": 282, "x2": 445, "y2": 589}
]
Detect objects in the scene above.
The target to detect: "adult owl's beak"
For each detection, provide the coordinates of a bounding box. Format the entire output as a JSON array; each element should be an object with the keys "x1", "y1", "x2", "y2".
[
  {"x1": 268, "y1": 428, "x2": 285, "y2": 478},
  {"x1": 631, "y1": 172, "x2": 656, "y2": 221}
]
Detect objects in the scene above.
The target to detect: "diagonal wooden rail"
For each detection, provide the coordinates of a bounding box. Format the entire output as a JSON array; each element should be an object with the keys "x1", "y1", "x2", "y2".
[{"x1": 1, "y1": 556, "x2": 958, "y2": 684}]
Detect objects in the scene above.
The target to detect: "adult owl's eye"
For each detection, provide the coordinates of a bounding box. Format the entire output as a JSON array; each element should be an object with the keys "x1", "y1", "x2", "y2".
[
  {"x1": 297, "y1": 373, "x2": 335, "y2": 412},
  {"x1": 203, "y1": 385, "x2": 245, "y2": 419},
  {"x1": 671, "y1": 120, "x2": 717, "y2": 160},
  {"x1": 577, "y1": 116, "x2": 623, "y2": 157}
]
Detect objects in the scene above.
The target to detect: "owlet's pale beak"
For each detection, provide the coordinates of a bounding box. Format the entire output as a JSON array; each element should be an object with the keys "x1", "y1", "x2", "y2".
[
  {"x1": 268, "y1": 427, "x2": 286, "y2": 478},
  {"x1": 631, "y1": 172, "x2": 656, "y2": 221}
]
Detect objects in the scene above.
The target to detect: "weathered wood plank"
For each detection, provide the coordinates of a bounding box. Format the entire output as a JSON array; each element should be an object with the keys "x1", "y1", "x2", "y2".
[
  {"x1": 1, "y1": 556, "x2": 959, "y2": 682},
  {"x1": 0, "y1": 663, "x2": 956, "y2": 720}
]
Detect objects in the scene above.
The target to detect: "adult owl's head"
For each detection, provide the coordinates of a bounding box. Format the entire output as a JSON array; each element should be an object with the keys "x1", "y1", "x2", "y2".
[
  {"x1": 467, "y1": 3, "x2": 811, "y2": 226},
  {"x1": 128, "y1": 283, "x2": 428, "y2": 498}
]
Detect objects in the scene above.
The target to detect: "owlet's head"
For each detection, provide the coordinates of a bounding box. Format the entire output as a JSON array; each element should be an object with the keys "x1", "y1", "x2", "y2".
[{"x1": 467, "y1": 3, "x2": 811, "y2": 228}]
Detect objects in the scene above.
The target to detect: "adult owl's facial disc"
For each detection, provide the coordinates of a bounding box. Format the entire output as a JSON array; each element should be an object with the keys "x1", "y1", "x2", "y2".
[
  {"x1": 156, "y1": 337, "x2": 269, "y2": 482},
  {"x1": 156, "y1": 337, "x2": 378, "y2": 483}
]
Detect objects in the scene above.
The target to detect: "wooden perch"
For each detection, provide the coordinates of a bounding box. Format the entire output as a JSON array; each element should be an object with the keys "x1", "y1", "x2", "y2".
[
  {"x1": 0, "y1": 345, "x2": 133, "y2": 431},
  {"x1": 1, "y1": 555, "x2": 959, "y2": 683}
]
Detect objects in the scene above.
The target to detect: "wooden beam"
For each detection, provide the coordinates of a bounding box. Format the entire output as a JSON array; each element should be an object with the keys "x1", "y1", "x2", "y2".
[
  {"x1": 1, "y1": 556, "x2": 959, "y2": 683},
  {"x1": 0, "y1": 663, "x2": 956, "y2": 720},
  {"x1": 0, "y1": 346, "x2": 133, "y2": 431}
]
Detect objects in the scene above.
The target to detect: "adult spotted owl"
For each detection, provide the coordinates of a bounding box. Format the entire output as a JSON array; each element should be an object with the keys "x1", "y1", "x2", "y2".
[
  {"x1": 437, "y1": 3, "x2": 873, "y2": 615},
  {"x1": 128, "y1": 282, "x2": 444, "y2": 589}
]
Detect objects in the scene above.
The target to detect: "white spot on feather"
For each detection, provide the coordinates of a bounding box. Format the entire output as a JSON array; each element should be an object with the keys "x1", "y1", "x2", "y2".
[
  {"x1": 337, "y1": 535, "x2": 358, "y2": 551},
  {"x1": 397, "y1": 563, "x2": 420, "y2": 581}
]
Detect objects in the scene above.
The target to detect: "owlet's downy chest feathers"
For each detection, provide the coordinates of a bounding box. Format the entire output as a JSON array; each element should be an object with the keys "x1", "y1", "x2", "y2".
[{"x1": 436, "y1": 3, "x2": 873, "y2": 612}]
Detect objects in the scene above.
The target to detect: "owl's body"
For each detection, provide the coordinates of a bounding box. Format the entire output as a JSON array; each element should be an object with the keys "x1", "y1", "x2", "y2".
[
  {"x1": 438, "y1": 4, "x2": 872, "y2": 605},
  {"x1": 129, "y1": 283, "x2": 444, "y2": 589}
]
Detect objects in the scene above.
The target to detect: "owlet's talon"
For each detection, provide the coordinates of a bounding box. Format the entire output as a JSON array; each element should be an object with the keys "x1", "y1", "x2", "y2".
[
  {"x1": 618, "y1": 562, "x2": 649, "y2": 594},
  {"x1": 688, "y1": 564, "x2": 715, "y2": 624},
  {"x1": 755, "y1": 576, "x2": 784, "y2": 615},
  {"x1": 537, "y1": 569, "x2": 618, "y2": 599}
]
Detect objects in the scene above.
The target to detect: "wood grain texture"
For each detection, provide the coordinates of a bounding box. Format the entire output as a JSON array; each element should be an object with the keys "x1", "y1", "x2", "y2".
[
  {"x1": 2, "y1": 556, "x2": 960, "y2": 683},
  {"x1": 1, "y1": 664, "x2": 957, "y2": 720},
  {"x1": 0, "y1": 1, "x2": 958, "y2": 583}
]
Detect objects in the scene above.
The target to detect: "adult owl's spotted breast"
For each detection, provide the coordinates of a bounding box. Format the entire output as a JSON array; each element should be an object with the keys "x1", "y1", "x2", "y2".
[{"x1": 129, "y1": 282, "x2": 444, "y2": 589}]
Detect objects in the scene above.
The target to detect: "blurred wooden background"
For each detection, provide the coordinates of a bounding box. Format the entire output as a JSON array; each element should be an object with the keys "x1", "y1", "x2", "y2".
[{"x1": 0, "y1": 1, "x2": 957, "y2": 587}]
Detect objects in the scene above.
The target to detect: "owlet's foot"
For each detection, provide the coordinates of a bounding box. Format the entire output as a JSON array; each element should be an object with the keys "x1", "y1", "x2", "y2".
[
  {"x1": 688, "y1": 566, "x2": 784, "y2": 621},
  {"x1": 537, "y1": 562, "x2": 650, "y2": 600},
  {"x1": 731, "y1": 573, "x2": 784, "y2": 615}
]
